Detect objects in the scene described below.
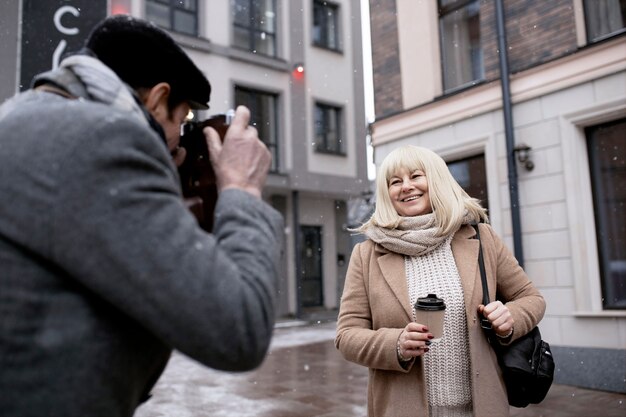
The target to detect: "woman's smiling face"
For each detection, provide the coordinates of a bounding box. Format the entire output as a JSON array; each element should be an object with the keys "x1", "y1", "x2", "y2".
[{"x1": 388, "y1": 167, "x2": 432, "y2": 217}]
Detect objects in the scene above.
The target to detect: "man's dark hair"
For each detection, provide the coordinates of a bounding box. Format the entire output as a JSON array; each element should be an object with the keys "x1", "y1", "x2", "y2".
[{"x1": 85, "y1": 15, "x2": 211, "y2": 110}]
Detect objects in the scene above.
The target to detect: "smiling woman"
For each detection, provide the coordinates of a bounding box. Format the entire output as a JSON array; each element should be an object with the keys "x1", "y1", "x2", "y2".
[{"x1": 336, "y1": 144, "x2": 547, "y2": 417}]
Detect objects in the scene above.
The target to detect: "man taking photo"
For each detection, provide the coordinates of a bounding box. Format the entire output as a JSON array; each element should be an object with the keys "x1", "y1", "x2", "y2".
[{"x1": 0, "y1": 15, "x2": 283, "y2": 416}]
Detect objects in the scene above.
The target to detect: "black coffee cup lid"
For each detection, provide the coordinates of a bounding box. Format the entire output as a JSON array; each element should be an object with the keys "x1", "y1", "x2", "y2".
[{"x1": 415, "y1": 293, "x2": 446, "y2": 311}]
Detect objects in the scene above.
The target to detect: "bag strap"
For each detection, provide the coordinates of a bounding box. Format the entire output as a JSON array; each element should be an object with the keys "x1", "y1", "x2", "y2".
[
  {"x1": 474, "y1": 223, "x2": 490, "y2": 307},
  {"x1": 472, "y1": 223, "x2": 497, "y2": 336}
]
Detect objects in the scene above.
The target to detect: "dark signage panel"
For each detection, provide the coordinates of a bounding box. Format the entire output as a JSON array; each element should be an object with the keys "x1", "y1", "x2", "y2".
[{"x1": 20, "y1": 0, "x2": 107, "y2": 90}]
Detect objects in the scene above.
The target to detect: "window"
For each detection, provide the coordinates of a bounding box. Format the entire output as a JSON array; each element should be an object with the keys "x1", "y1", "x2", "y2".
[
  {"x1": 146, "y1": 0, "x2": 198, "y2": 36},
  {"x1": 586, "y1": 119, "x2": 626, "y2": 309},
  {"x1": 232, "y1": 0, "x2": 277, "y2": 56},
  {"x1": 447, "y1": 154, "x2": 489, "y2": 213},
  {"x1": 314, "y1": 103, "x2": 344, "y2": 155},
  {"x1": 439, "y1": 0, "x2": 484, "y2": 92},
  {"x1": 313, "y1": 0, "x2": 340, "y2": 50},
  {"x1": 584, "y1": 0, "x2": 626, "y2": 42},
  {"x1": 234, "y1": 86, "x2": 280, "y2": 172}
]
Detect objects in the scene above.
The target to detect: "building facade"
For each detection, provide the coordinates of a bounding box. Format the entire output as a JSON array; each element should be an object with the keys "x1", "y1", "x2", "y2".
[
  {"x1": 0, "y1": 0, "x2": 370, "y2": 320},
  {"x1": 367, "y1": 0, "x2": 626, "y2": 392}
]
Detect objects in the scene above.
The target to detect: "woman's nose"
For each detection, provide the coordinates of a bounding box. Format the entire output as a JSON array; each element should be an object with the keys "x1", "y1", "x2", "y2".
[{"x1": 401, "y1": 178, "x2": 414, "y2": 191}]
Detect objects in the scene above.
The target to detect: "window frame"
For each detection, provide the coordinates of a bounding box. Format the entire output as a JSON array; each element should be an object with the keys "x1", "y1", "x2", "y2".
[
  {"x1": 585, "y1": 118, "x2": 626, "y2": 310},
  {"x1": 145, "y1": 0, "x2": 199, "y2": 37},
  {"x1": 232, "y1": 0, "x2": 278, "y2": 57},
  {"x1": 583, "y1": 0, "x2": 626, "y2": 43},
  {"x1": 234, "y1": 85, "x2": 281, "y2": 173},
  {"x1": 438, "y1": 0, "x2": 485, "y2": 93},
  {"x1": 312, "y1": 0, "x2": 341, "y2": 52},
  {"x1": 561, "y1": 100, "x2": 626, "y2": 316},
  {"x1": 314, "y1": 102, "x2": 345, "y2": 156},
  {"x1": 447, "y1": 153, "x2": 490, "y2": 213}
]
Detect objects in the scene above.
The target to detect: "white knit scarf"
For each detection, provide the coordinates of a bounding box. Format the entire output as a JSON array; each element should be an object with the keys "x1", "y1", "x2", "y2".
[{"x1": 363, "y1": 212, "x2": 474, "y2": 256}]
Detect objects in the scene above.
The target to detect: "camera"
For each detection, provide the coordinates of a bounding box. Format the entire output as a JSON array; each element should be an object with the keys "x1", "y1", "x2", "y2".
[{"x1": 178, "y1": 110, "x2": 234, "y2": 232}]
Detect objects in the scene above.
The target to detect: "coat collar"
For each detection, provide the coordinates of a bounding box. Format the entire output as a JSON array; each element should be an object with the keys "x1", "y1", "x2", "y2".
[
  {"x1": 377, "y1": 249, "x2": 413, "y2": 320},
  {"x1": 451, "y1": 224, "x2": 480, "y2": 317},
  {"x1": 374, "y1": 224, "x2": 481, "y2": 322}
]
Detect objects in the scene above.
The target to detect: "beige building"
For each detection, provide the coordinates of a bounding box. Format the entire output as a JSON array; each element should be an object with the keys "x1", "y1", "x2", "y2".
[
  {"x1": 367, "y1": 0, "x2": 626, "y2": 392},
  {"x1": 0, "y1": 0, "x2": 369, "y2": 320}
]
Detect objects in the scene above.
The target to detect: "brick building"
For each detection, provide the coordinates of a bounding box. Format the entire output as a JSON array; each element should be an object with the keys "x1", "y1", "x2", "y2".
[{"x1": 368, "y1": 0, "x2": 626, "y2": 392}]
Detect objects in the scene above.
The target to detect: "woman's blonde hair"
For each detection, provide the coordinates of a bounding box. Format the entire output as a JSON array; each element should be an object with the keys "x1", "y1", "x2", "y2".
[{"x1": 356, "y1": 145, "x2": 488, "y2": 235}]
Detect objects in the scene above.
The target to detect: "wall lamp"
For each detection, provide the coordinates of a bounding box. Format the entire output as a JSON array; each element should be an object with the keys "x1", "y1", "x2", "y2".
[{"x1": 513, "y1": 143, "x2": 535, "y2": 171}]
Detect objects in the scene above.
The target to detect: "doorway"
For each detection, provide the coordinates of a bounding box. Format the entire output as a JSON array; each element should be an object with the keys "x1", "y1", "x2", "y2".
[{"x1": 300, "y1": 225, "x2": 324, "y2": 307}]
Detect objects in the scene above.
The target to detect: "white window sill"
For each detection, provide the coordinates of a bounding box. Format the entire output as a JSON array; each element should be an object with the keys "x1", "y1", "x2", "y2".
[{"x1": 573, "y1": 311, "x2": 626, "y2": 318}]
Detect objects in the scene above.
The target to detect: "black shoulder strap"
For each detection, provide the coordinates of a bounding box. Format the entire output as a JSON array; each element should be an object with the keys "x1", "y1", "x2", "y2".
[{"x1": 472, "y1": 223, "x2": 494, "y2": 332}]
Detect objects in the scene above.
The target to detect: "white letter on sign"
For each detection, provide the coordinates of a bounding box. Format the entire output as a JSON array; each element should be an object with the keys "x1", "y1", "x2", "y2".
[{"x1": 54, "y1": 5, "x2": 80, "y2": 36}]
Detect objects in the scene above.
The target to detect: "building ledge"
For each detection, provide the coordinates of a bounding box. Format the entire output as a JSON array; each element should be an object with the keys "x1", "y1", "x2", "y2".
[{"x1": 372, "y1": 36, "x2": 626, "y2": 146}]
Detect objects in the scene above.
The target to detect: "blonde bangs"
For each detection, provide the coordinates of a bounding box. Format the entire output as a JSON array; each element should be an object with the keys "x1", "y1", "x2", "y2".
[{"x1": 380, "y1": 146, "x2": 426, "y2": 185}]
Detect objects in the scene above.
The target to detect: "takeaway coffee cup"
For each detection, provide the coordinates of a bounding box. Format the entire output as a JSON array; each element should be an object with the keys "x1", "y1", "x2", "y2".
[{"x1": 414, "y1": 294, "x2": 446, "y2": 342}]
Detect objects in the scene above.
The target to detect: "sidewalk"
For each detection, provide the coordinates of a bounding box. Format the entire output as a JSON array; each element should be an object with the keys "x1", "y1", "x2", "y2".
[
  {"x1": 510, "y1": 384, "x2": 625, "y2": 417},
  {"x1": 136, "y1": 321, "x2": 625, "y2": 417}
]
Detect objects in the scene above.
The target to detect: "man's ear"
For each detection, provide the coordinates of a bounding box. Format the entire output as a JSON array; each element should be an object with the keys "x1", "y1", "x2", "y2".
[{"x1": 143, "y1": 82, "x2": 171, "y2": 119}]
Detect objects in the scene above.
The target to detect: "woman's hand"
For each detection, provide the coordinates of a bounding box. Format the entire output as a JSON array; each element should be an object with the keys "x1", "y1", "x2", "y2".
[
  {"x1": 478, "y1": 301, "x2": 514, "y2": 338},
  {"x1": 397, "y1": 322, "x2": 433, "y2": 361}
]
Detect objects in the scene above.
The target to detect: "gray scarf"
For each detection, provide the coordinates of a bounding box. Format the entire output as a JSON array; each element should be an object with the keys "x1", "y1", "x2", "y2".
[
  {"x1": 364, "y1": 213, "x2": 473, "y2": 257},
  {"x1": 58, "y1": 55, "x2": 149, "y2": 127}
]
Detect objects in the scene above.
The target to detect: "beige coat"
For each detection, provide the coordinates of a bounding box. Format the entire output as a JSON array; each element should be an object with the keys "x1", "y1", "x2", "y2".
[{"x1": 335, "y1": 223, "x2": 546, "y2": 417}]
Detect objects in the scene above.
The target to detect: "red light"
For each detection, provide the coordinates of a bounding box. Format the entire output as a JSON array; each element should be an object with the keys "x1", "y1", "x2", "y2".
[
  {"x1": 293, "y1": 63, "x2": 305, "y2": 80},
  {"x1": 110, "y1": 0, "x2": 131, "y2": 15},
  {"x1": 111, "y1": 6, "x2": 130, "y2": 15}
]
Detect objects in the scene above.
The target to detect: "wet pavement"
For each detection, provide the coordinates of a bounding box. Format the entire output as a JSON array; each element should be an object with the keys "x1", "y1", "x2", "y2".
[{"x1": 136, "y1": 321, "x2": 625, "y2": 417}]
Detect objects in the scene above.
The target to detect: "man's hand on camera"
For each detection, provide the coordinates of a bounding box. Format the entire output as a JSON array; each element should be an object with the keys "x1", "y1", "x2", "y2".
[{"x1": 205, "y1": 105, "x2": 271, "y2": 199}]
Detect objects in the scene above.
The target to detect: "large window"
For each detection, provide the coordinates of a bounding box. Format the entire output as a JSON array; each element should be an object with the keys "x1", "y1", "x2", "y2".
[
  {"x1": 447, "y1": 154, "x2": 489, "y2": 213},
  {"x1": 234, "y1": 86, "x2": 280, "y2": 172},
  {"x1": 584, "y1": 0, "x2": 626, "y2": 42},
  {"x1": 313, "y1": 0, "x2": 340, "y2": 51},
  {"x1": 146, "y1": 0, "x2": 198, "y2": 36},
  {"x1": 439, "y1": 0, "x2": 484, "y2": 92},
  {"x1": 314, "y1": 102, "x2": 344, "y2": 155},
  {"x1": 232, "y1": 0, "x2": 277, "y2": 57},
  {"x1": 586, "y1": 119, "x2": 626, "y2": 309}
]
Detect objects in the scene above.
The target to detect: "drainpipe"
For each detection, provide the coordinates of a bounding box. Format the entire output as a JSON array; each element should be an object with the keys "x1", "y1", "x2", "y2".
[{"x1": 495, "y1": 0, "x2": 525, "y2": 267}]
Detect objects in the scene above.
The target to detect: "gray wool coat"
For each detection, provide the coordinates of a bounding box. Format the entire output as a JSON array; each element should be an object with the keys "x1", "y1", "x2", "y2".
[
  {"x1": 0, "y1": 88, "x2": 283, "y2": 416},
  {"x1": 335, "y1": 223, "x2": 546, "y2": 417}
]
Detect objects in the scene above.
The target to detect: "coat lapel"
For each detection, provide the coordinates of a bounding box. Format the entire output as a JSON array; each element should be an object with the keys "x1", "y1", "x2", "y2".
[
  {"x1": 451, "y1": 225, "x2": 481, "y2": 318},
  {"x1": 377, "y1": 249, "x2": 413, "y2": 321}
]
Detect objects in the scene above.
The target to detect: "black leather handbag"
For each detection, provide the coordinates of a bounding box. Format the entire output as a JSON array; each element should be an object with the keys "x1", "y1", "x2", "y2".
[{"x1": 473, "y1": 224, "x2": 555, "y2": 408}]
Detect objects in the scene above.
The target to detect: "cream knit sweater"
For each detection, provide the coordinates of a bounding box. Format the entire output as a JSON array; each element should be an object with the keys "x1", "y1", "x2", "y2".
[{"x1": 406, "y1": 236, "x2": 473, "y2": 417}]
